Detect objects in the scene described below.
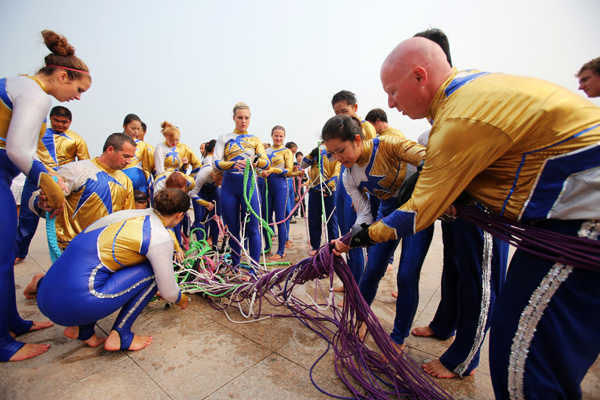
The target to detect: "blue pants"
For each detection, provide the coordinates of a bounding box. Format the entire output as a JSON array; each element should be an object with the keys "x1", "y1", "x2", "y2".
[
  {"x1": 14, "y1": 178, "x2": 40, "y2": 259},
  {"x1": 358, "y1": 198, "x2": 434, "y2": 345},
  {"x1": 221, "y1": 172, "x2": 261, "y2": 267},
  {"x1": 336, "y1": 167, "x2": 365, "y2": 283},
  {"x1": 192, "y1": 184, "x2": 220, "y2": 244},
  {"x1": 37, "y1": 227, "x2": 157, "y2": 349},
  {"x1": 490, "y1": 219, "x2": 600, "y2": 400},
  {"x1": 308, "y1": 189, "x2": 338, "y2": 251},
  {"x1": 0, "y1": 151, "x2": 34, "y2": 361},
  {"x1": 432, "y1": 217, "x2": 508, "y2": 376},
  {"x1": 427, "y1": 222, "x2": 459, "y2": 340},
  {"x1": 259, "y1": 175, "x2": 288, "y2": 256}
]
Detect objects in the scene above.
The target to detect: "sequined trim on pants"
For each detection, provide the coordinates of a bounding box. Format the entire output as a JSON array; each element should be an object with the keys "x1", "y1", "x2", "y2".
[{"x1": 454, "y1": 231, "x2": 493, "y2": 377}]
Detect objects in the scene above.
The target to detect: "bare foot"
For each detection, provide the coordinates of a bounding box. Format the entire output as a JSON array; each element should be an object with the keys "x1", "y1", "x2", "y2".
[
  {"x1": 386, "y1": 264, "x2": 393, "y2": 272},
  {"x1": 422, "y1": 359, "x2": 475, "y2": 378},
  {"x1": 357, "y1": 321, "x2": 368, "y2": 341},
  {"x1": 104, "y1": 330, "x2": 153, "y2": 351},
  {"x1": 337, "y1": 298, "x2": 345, "y2": 307},
  {"x1": 9, "y1": 343, "x2": 50, "y2": 361},
  {"x1": 309, "y1": 249, "x2": 317, "y2": 256},
  {"x1": 333, "y1": 285, "x2": 345, "y2": 293},
  {"x1": 412, "y1": 325, "x2": 436, "y2": 337},
  {"x1": 285, "y1": 241, "x2": 292, "y2": 249},
  {"x1": 391, "y1": 291, "x2": 398, "y2": 298},
  {"x1": 23, "y1": 273, "x2": 44, "y2": 299},
  {"x1": 269, "y1": 253, "x2": 285, "y2": 261},
  {"x1": 63, "y1": 327, "x2": 106, "y2": 347},
  {"x1": 10, "y1": 320, "x2": 53, "y2": 338},
  {"x1": 14, "y1": 257, "x2": 25, "y2": 265}
]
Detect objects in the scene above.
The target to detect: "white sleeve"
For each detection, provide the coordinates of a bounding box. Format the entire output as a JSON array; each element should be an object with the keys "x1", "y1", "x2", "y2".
[
  {"x1": 146, "y1": 219, "x2": 181, "y2": 303},
  {"x1": 212, "y1": 135, "x2": 225, "y2": 170},
  {"x1": 5, "y1": 77, "x2": 51, "y2": 175},
  {"x1": 189, "y1": 166, "x2": 212, "y2": 198},
  {"x1": 154, "y1": 143, "x2": 166, "y2": 176},
  {"x1": 343, "y1": 171, "x2": 373, "y2": 230}
]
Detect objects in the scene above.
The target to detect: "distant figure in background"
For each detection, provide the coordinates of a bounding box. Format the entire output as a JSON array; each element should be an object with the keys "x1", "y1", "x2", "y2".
[
  {"x1": 365, "y1": 108, "x2": 405, "y2": 137},
  {"x1": 139, "y1": 122, "x2": 155, "y2": 195},
  {"x1": 154, "y1": 121, "x2": 202, "y2": 177},
  {"x1": 293, "y1": 151, "x2": 308, "y2": 218},
  {"x1": 15, "y1": 105, "x2": 90, "y2": 263},
  {"x1": 301, "y1": 144, "x2": 339, "y2": 256},
  {"x1": 258, "y1": 126, "x2": 296, "y2": 260},
  {"x1": 576, "y1": 57, "x2": 600, "y2": 98},
  {"x1": 122, "y1": 113, "x2": 154, "y2": 195},
  {"x1": 134, "y1": 190, "x2": 149, "y2": 209}
]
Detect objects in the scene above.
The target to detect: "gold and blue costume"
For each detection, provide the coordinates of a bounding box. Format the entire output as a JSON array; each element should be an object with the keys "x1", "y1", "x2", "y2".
[
  {"x1": 189, "y1": 164, "x2": 220, "y2": 244},
  {"x1": 36, "y1": 209, "x2": 188, "y2": 349},
  {"x1": 335, "y1": 120, "x2": 374, "y2": 283},
  {"x1": 373, "y1": 70, "x2": 600, "y2": 399},
  {"x1": 154, "y1": 141, "x2": 202, "y2": 177},
  {"x1": 301, "y1": 144, "x2": 340, "y2": 252},
  {"x1": 123, "y1": 139, "x2": 154, "y2": 194},
  {"x1": 0, "y1": 75, "x2": 64, "y2": 361},
  {"x1": 342, "y1": 135, "x2": 441, "y2": 349},
  {"x1": 377, "y1": 126, "x2": 405, "y2": 138},
  {"x1": 258, "y1": 145, "x2": 295, "y2": 256},
  {"x1": 38, "y1": 158, "x2": 135, "y2": 249},
  {"x1": 213, "y1": 129, "x2": 269, "y2": 267},
  {"x1": 16, "y1": 127, "x2": 90, "y2": 258}
]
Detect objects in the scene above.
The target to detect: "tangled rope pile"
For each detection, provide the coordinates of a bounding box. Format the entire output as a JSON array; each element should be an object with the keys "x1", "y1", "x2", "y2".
[{"x1": 174, "y1": 232, "x2": 452, "y2": 399}]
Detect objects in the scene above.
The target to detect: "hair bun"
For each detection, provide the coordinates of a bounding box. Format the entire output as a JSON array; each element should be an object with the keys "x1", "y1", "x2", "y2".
[{"x1": 42, "y1": 30, "x2": 75, "y2": 57}]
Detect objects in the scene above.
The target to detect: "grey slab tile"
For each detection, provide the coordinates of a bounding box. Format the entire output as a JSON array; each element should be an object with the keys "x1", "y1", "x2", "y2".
[
  {"x1": 123, "y1": 304, "x2": 273, "y2": 400},
  {"x1": 48, "y1": 358, "x2": 170, "y2": 400},
  {"x1": 205, "y1": 353, "x2": 351, "y2": 400}
]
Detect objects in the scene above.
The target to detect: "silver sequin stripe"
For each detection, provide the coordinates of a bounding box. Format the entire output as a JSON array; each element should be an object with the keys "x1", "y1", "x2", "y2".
[
  {"x1": 89, "y1": 264, "x2": 155, "y2": 299},
  {"x1": 117, "y1": 281, "x2": 157, "y2": 329},
  {"x1": 453, "y1": 231, "x2": 493, "y2": 377},
  {"x1": 508, "y1": 263, "x2": 573, "y2": 399},
  {"x1": 506, "y1": 220, "x2": 600, "y2": 398}
]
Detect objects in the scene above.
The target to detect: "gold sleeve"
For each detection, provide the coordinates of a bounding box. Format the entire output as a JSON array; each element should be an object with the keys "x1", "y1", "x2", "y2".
[
  {"x1": 362, "y1": 121, "x2": 377, "y2": 141},
  {"x1": 369, "y1": 119, "x2": 512, "y2": 242},
  {"x1": 76, "y1": 135, "x2": 90, "y2": 160}
]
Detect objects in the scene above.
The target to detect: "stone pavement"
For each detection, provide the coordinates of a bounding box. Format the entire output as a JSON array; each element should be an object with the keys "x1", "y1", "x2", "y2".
[{"x1": 2, "y1": 218, "x2": 599, "y2": 399}]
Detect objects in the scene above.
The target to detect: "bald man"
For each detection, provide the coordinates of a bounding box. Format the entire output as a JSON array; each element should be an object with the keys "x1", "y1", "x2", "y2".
[{"x1": 362, "y1": 37, "x2": 600, "y2": 399}]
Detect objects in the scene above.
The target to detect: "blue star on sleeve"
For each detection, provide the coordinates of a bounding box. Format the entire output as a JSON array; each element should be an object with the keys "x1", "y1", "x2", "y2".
[{"x1": 73, "y1": 172, "x2": 124, "y2": 216}]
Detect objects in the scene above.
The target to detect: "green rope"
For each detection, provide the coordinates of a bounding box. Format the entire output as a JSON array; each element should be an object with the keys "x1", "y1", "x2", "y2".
[{"x1": 242, "y1": 160, "x2": 274, "y2": 236}]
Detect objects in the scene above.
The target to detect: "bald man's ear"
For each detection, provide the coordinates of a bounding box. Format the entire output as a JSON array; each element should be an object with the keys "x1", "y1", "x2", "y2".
[{"x1": 413, "y1": 66, "x2": 427, "y2": 87}]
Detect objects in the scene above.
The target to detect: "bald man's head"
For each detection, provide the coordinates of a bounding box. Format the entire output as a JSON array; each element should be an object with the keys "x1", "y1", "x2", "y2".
[{"x1": 380, "y1": 37, "x2": 453, "y2": 119}]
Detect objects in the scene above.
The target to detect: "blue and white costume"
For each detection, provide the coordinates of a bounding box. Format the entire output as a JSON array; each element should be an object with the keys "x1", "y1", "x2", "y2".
[
  {"x1": 213, "y1": 129, "x2": 269, "y2": 267},
  {"x1": 37, "y1": 209, "x2": 187, "y2": 349},
  {"x1": 0, "y1": 75, "x2": 63, "y2": 361}
]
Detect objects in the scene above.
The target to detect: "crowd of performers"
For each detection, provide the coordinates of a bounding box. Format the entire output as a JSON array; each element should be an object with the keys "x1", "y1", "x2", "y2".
[{"x1": 2, "y1": 28, "x2": 600, "y2": 400}]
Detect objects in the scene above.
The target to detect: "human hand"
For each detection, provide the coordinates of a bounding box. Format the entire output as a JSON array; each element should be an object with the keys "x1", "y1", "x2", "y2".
[
  {"x1": 440, "y1": 205, "x2": 457, "y2": 222},
  {"x1": 205, "y1": 202, "x2": 215, "y2": 211},
  {"x1": 332, "y1": 238, "x2": 351, "y2": 256}
]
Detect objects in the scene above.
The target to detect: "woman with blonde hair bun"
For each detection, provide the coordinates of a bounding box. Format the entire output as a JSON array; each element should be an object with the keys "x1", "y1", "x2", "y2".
[
  {"x1": 0, "y1": 30, "x2": 91, "y2": 361},
  {"x1": 212, "y1": 102, "x2": 270, "y2": 269},
  {"x1": 154, "y1": 121, "x2": 202, "y2": 177}
]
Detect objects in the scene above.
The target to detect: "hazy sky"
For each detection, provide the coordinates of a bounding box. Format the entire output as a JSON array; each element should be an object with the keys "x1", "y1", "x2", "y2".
[{"x1": 2, "y1": 0, "x2": 599, "y2": 158}]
